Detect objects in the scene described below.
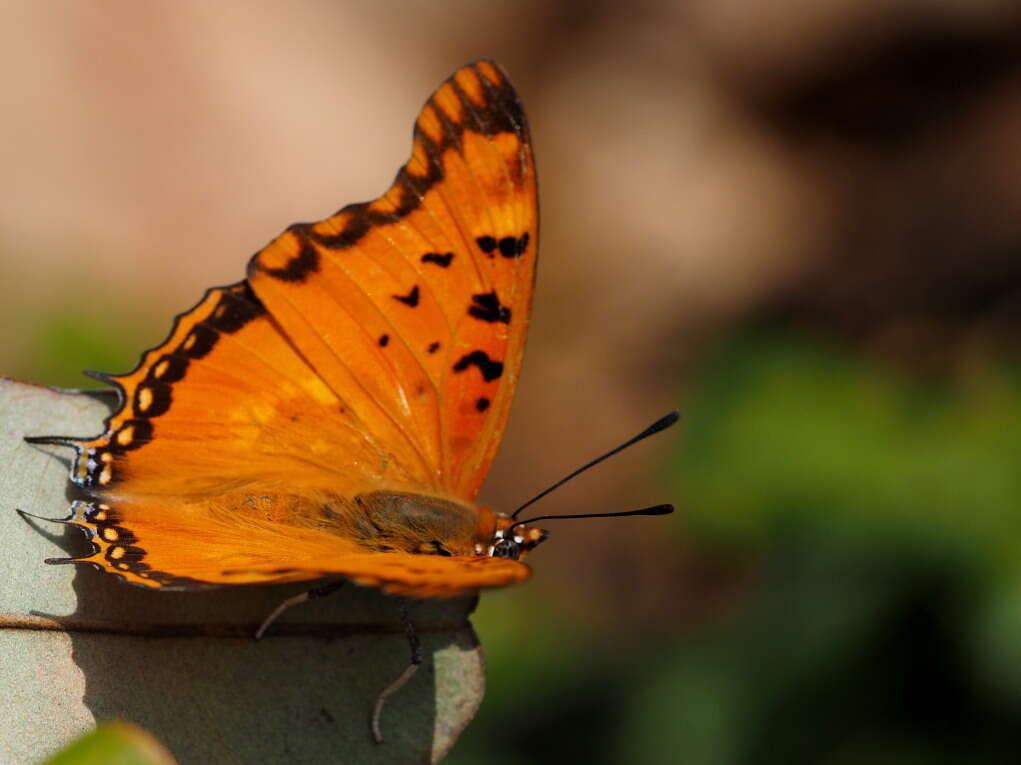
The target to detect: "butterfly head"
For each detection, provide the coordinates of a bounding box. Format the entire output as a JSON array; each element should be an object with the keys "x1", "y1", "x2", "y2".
[
  {"x1": 487, "y1": 515, "x2": 547, "y2": 561},
  {"x1": 488, "y1": 411, "x2": 681, "y2": 560}
]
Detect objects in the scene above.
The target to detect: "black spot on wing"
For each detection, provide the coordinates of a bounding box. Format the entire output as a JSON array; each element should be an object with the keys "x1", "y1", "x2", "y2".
[
  {"x1": 498, "y1": 232, "x2": 529, "y2": 258},
  {"x1": 378, "y1": 334, "x2": 390, "y2": 347},
  {"x1": 468, "y1": 291, "x2": 511, "y2": 323},
  {"x1": 517, "y1": 232, "x2": 530, "y2": 255},
  {"x1": 476, "y1": 236, "x2": 497, "y2": 255},
  {"x1": 393, "y1": 285, "x2": 420, "y2": 307},
  {"x1": 421, "y1": 251, "x2": 454, "y2": 267},
  {"x1": 475, "y1": 397, "x2": 490, "y2": 412},
  {"x1": 498, "y1": 237, "x2": 518, "y2": 258},
  {"x1": 427, "y1": 341, "x2": 441, "y2": 354},
  {"x1": 453, "y1": 351, "x2": 503, "y2": 382}
]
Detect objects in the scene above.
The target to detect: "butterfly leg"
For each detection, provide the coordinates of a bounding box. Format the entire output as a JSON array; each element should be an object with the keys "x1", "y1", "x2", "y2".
[
  {"x1": 370, "y1": 597, "x2": 422, "y2": 744},
  {"x1": 254, "y1": 579, "x2": 346, "y2": 639}
]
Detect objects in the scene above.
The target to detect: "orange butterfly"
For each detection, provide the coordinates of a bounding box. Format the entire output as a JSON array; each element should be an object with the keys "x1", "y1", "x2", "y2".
[{"x1": 25, "y1": 59, "x2": 675, "y2": 741}]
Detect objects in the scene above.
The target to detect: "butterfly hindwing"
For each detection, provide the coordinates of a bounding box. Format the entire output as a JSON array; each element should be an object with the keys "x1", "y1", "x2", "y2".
[{"x1": 54, "y1": 496, "x2": 528, "y2": 596}]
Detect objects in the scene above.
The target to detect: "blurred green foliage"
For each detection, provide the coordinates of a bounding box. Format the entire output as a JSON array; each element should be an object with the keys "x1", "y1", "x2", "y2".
[
  {"x1": 16, "y1": 309, "x2": 157, "y2": 390},
  {"x1": 452, "y1": 330, "x2": 1021, "y2": 765},
  {"x1": 43, "y1": 722, "x2": 177, "y2": 765}
]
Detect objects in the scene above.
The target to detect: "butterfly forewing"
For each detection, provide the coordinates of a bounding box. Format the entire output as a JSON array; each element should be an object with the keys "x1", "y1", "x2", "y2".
[
  {"x1": 70, "y1": 283, "x2": 429, "y2": 496},
  {"x1": 248, "y1": 59, "x2": 537, "y2": 500}
]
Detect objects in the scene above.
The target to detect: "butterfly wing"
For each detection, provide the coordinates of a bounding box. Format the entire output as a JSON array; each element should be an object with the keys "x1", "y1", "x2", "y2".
[
  {"x1": 248, "y1": 59, "x2": 537, "y2": 499},
  {"x1": 40, "y1": 60, "x2": 536, "y2": 592},
  {"x1": 56, "y1": 497, "x2": 529, "y2": 596},
  {"x1": 67, "y1": 282, "x2": 437, "y2": 497}
]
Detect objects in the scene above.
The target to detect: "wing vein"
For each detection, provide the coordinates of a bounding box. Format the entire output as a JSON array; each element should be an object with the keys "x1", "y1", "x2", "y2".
[
  {"x1": 266, "y1": 274, "x2": 439, "y2": 486},
  {"x1": 320, "y1": 244, "x2": 443, "y2": 472}
]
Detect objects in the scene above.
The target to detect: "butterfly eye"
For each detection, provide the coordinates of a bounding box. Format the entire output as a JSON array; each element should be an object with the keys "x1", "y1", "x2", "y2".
[{"x1": 491, "y1": 538, "x2": 520, "y2": 560}]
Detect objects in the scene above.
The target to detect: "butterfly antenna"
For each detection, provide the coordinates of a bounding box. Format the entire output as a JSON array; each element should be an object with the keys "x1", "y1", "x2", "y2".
[
  {"x1": 512, "y1": 503, "x2": 673, "y2": 530},
  {"x1": 510, "y1": 410, "x2": 680, "y2": 520}
]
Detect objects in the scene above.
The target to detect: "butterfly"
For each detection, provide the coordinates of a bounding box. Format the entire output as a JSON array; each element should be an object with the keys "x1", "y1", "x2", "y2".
[{"x1": 24, "y1": 59, "x2": 675, "y2": 741}]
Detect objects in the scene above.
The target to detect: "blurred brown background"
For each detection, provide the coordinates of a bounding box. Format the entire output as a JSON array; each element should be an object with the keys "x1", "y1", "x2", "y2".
[{"x1": 4, "y1": 2, "x2": 1021, "y2": 764}]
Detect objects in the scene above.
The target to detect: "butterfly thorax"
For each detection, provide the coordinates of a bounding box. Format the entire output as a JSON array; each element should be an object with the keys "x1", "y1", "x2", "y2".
[{"x1": 351, "y1": 491, "x2": 546, "y2": 560}]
